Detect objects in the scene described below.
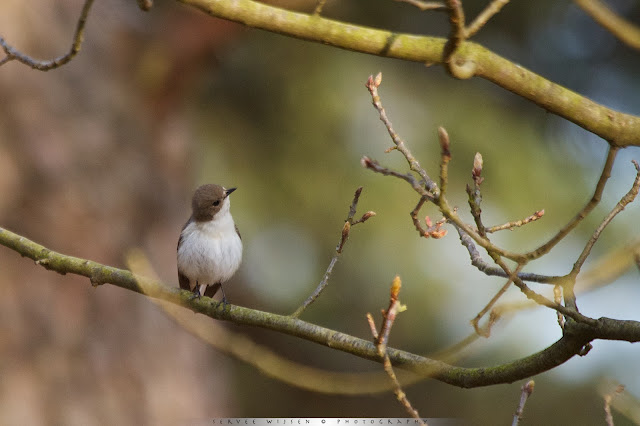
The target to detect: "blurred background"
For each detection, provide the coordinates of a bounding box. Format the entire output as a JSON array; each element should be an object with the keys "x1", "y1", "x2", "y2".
[{"x1": 1, "y1": 0, "x2": 640, "y2": 424}]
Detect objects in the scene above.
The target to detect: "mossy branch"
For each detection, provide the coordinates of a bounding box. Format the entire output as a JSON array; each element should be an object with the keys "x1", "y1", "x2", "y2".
[
  {"x1": 176, "y1": 0, "x2": 640, "y2": 148},
  {"x1": 2, "y1": 226, "x2": 640, "y2": 388}
]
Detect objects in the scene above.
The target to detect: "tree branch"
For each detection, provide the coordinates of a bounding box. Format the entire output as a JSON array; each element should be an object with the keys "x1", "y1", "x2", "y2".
[
  {"x1": 569, "y1": 160, "x2": 640, "y2": 279},
  {"x1": 291, "y1": 186, "x2": 375, "y2": 318},
  {"x1": 525, "y1": 145, "x2": 619, "y2": 260},
  {"x1": 0, "y1": 0, "x2": 94, "y2": 70},
  {"x1": 3, "y1": 226, "x2": 639, "y2": 388},
  {"x1": 176, "y1": 0, "x2": 640, "y2": 147}
]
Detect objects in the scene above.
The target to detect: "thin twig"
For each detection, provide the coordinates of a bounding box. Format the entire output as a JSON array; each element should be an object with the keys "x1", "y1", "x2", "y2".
[
  {"x1": 454, "y1": 226, "x2": 559, "y2": 284},
  {"x1": 376, "y1": 276, "x2": 405, "y2": 354},
  {"x1": 0, "y1": 0, "x2": 94, "y2": 70},
  {"x1": 366, "y1": 73, "x2": 439, "y2": 197},
  {"x1": 365, "y1": 74, "x2": 526, "y2": 262},
  {"x1": 471, "y1": 264, "x2": 524, "y2": 337},
  {"x1": 569, "y1": 160, "x2": 640, "y2": 279},
  {"x1": 492, "y1": 256, "x2": 597, "y2": 326},
  {"x1": 466, "y1": 0, "x2": 511, "y2": 38},
  {"x1": 395, "y1": 0, "x2": 447, "y2": 11},
  {"x1": 512, "y1": 380, "x2": 535, "y2": 426},
  {"x1": 291, "y1": 187, "x2": 375, "y2": 317},
  {"x1": 604, "y1": 384, "x2": 625, "y2": 426},
  {"x1": 442, "y1": 0, "x2": 466, "y2": 67},
  {"x1": 411, "y1": 196, "x2": 430, "y2": 237},
  {"x1": 438, "y1": 126, "x2": 452, "y2": 197},
  {"x1": 362, "y1": 156, "x2": 432, "y2": 198},
  {"x1": 314, "y1": 0, "x2": 328, "y2": 15},
  {"x1": 526, "y1": 146, "x2": 619, "y2": 260},
  {"x1": 485, "y1": 210, "x2": 545, "y2": 233},
  {"x1": 467, "y1": 152, "x2": 486, "y2": 236},
  {"x1": 369, "y1": 277, "x2": 425, "y2": 425},
  {"x1": 411, "y1": 197, "x2": 447, "y2": 239}
]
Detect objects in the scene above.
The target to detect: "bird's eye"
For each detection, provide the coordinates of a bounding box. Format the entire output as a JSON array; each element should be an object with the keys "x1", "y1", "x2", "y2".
[{"x1": 213, "y1": 200, "x2": 220, "y2": 207}]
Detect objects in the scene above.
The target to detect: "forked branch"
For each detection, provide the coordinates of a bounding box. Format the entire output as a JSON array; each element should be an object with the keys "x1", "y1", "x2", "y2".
[{"x1": 0, "y1": 0, "x2": 94, "y2": 70}]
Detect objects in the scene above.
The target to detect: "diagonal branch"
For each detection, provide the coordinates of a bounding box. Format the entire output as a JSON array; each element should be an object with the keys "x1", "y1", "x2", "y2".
[
  {"x1": 395, "y1": 0, "x2": 447, "y2": 11},
  {"x1": 366, "y1": 73, "x2": 439, "y2": 197},
  {"x1": 574, "y1": 0, "x2": 640, "y2": 50},
  {"x1": 525, "y1": 145, "x2": 619, "y2": 260},
  {"x1": 466, "y1": 0, "x2": 511, "y2": 38},
  {"x1": 291, "y1": 187, "x2": 375, "y2": 317},
  {"x1": 177, "y1": 0, "x2": 640, "y2": 147},
  {"x1": 569, "y1": 160, "x2": 640, "y2": 279}
]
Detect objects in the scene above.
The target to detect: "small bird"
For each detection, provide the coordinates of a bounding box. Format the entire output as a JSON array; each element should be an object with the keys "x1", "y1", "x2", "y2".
[{"x1": 177, "y1": 184, "x2": 242, "y2": 302}]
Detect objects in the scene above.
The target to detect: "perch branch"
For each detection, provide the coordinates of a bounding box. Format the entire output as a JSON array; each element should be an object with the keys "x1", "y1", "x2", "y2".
[
  {"x1": 3, "y1": 226, "x2": 640, "y2": 387},
  {"x1": 127, "y1": 249, "x2": 414, "y2": 395}
]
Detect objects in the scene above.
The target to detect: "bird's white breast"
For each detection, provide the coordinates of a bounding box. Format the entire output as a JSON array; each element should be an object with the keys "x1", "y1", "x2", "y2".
[{"x1": 177, "y1": 211, "x2": 242, "y2": 290}]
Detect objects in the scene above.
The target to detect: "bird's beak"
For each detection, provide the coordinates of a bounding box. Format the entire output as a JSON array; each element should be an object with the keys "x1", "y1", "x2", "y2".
[{"x1": 225, "y1": 187, "x2": 237, "y2": 197}]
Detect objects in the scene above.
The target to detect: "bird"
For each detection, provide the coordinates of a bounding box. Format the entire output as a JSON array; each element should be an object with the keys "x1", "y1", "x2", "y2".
[{"x1": 177, "y1": 184, "x2": 242, "y2": 302}]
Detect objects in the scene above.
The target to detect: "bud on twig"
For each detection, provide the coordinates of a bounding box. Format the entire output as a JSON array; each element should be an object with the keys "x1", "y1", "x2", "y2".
[
  {"x1": 472, "y1": 152, "x2": 484, "y2": 185},
  {"x1": 438, "y1": 126, "x2": 451, "y2": 159},
  {"x1": 374, "y1": 72, "x2": 382, "y2": 87},
  {"x1": 390, "y1": 275, "x2": 401, "y2": 300},
  {"x1": 359, "y1": 211, "x2": 376, "y2": 223}
]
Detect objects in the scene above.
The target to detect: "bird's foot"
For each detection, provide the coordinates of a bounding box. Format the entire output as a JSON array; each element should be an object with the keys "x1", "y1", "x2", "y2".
[
  {"x1": 189, "y1": 287, "x2": 201, "y2": 300},
  {"x1": 218, "y1": 285, "x2": 230, "y2": 310}
]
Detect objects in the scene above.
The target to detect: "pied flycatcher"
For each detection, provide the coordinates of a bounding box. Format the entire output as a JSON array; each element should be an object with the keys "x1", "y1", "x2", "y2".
[{"x1": 177, "y1": 184, "x2": 242, "y2": 301}]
